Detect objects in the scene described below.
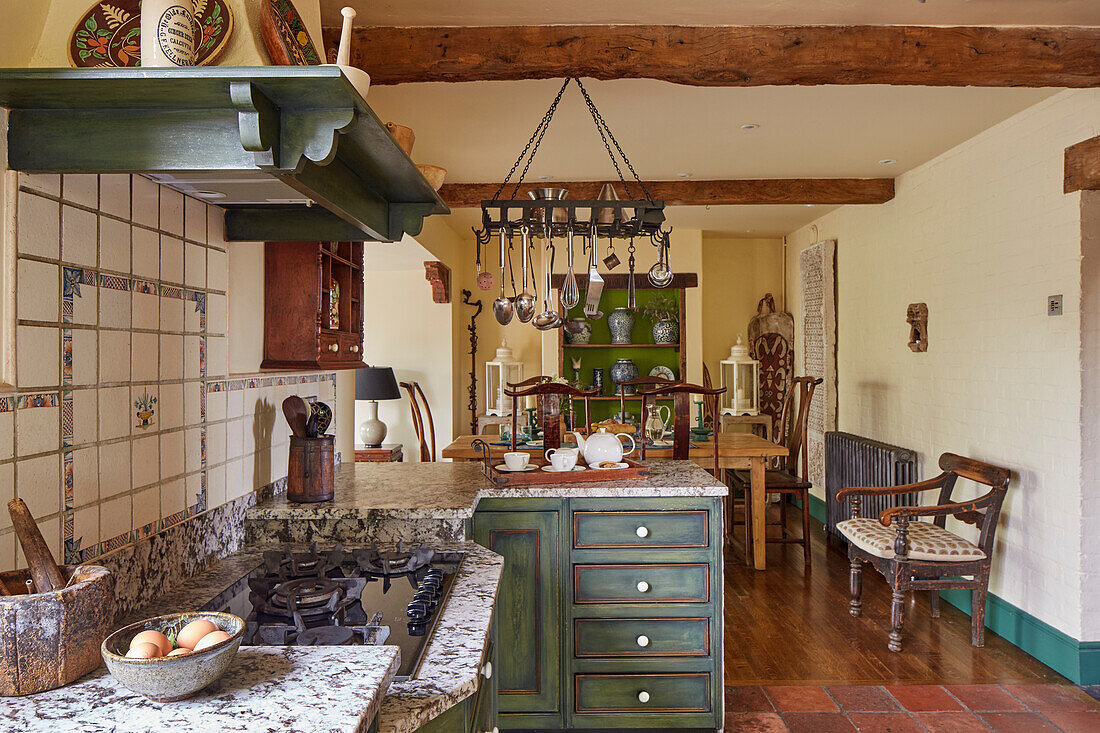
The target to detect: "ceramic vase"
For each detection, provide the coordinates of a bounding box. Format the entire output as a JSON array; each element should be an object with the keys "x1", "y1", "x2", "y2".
[
  {"x1": 592, "y1": 368, "x2": 605, "y2": 395},
  {"x1": 565, "y1": 318, "x2": 592, "y2": 344},
  {"x1": 141, "y1": 0, "x2": 197, "y2": 67},
  {"x1": 607, "y1": 307, "x2": 635, "y2": 344},
  {"x1": 652, "y1": 318, "x2": 679, "y2": 345},
  {"x1": 609, "y1": 358, "x2": 640, "y2": 394}
]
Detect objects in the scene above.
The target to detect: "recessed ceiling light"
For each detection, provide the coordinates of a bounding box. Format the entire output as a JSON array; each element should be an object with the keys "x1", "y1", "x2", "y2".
[
  {"x1": 676, "y1": 173, "x2": 692, "y2": 178},
  {"x1": 740, "y1": 123, "x2": 760, "y2": 130},
  {"x1": 537, "y1": 175, "x2": 552, "y2": 180},
  {"x1": 745, "y1": 229, "x2": 755, "y2": 233},
  {"x1": 878, "y1": 159, "x2": 897, "y2": 165},
  {"x1": 804, "y1": 204, "x2": 815, "y2": 207},
  {"x1": 192, "y1": 190, "x2": 226, "y2": 199}
]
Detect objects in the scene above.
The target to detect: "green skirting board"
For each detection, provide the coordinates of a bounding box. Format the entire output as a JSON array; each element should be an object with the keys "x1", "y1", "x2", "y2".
[{"x1": 798, "y1": 494, "x2": 1100, "y2": 684}]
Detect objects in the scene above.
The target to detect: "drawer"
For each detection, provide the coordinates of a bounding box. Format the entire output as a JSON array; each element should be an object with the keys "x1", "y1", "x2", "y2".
[
  {"x1": 573, "y1": 564, "x2": 710, "y2": 604},
  {"x1": 318, "y1": 332, "x2": 342, "y2": 361},
  {"x1": 574, "y1": 673, "x2": 711, "y2": 714},
  {"x1": 573, "y1": 510, "x2": 709, "y2": 549},
  {"x1": 574, "y1": 617, "x2": 710, "y2": 657},
  {"x1": 339, "y1": 333, "x2": 362, "y2": 358}
]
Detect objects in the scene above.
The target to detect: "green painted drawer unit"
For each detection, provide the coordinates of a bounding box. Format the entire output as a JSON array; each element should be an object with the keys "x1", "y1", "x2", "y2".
[{"x1": 471, "y1": 495, "x2": 723, "y2": 732}]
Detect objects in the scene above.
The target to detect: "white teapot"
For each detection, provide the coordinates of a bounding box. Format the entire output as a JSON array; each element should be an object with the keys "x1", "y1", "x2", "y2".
[{"x1": 573, "y1": 427, "x2": 636, "y2": 466}]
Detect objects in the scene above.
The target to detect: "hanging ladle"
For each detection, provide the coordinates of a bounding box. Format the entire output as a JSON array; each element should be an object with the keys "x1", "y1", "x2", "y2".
[
  {"x1": 492, "y1": 227, "x2": 513, "y2": 325},
  {"x1": 514, "y1": 225, "x2": 537, "y2": 323},
  {"x1": 534, "y1": 239, "x2": 562, "y2": 330}
]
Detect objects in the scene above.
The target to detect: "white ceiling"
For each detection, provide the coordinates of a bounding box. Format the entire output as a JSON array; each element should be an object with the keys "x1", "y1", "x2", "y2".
[
  {"x1": 364, "y1": 79, "x2": 1054, "y2": 236},
  {"x1": 321, "y1": 0, "x2": 1100, "y2": 27}
]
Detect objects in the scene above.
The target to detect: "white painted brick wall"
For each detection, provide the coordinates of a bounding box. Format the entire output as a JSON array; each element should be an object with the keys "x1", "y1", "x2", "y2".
[{"x1": 785, "y1": 90, "x2": 1100, "y2": 640}]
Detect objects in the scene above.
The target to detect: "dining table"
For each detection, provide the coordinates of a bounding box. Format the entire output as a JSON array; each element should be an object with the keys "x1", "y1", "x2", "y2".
[{"x1": 440, "y1": 432, "x2": 788, "y2": 570}]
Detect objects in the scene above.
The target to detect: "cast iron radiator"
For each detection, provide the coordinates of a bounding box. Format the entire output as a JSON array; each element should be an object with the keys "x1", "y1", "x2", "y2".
[{"x1": 825, "y1": 431, "x2": 918, "y2": 540}]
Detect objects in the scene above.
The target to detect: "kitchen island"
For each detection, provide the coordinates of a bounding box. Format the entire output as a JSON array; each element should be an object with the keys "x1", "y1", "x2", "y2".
[{"x1": 247, "y1": 460, "x2": 728, "y2": 732}]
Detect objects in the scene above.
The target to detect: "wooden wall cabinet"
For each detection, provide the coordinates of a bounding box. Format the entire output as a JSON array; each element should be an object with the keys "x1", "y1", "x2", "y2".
[{"x1": 262, "y1": 241, "x2": 366, "y2": 370}]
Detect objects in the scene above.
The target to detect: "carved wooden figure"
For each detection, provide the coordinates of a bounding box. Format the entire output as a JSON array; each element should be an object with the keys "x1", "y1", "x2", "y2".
[
  {"x1": 748, "y1": 293, "x2": 794, "y2": 440},
  {"x1": 907, "y1": 303, "x2": 928, "y2": 352}
]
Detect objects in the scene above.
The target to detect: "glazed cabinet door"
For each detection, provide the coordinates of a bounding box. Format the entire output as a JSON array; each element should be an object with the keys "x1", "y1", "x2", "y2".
[{"x1": 471, "y1": 510, "x2": 561, "y2": 719}]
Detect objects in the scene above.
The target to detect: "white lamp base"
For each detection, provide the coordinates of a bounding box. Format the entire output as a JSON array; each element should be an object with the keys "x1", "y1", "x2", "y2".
[{"x1": 359, "y1": 400, "x2": 387, "y2": 448}]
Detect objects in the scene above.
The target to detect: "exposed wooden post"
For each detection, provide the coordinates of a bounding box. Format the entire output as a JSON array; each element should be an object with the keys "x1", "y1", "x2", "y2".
[{"x1": 1064, "y1": 135, "x2": 1100, "y2": 192}]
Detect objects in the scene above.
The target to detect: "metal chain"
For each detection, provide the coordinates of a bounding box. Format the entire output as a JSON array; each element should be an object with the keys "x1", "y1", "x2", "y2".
[
  {"x1": 575, "y1": 78, "x2": 655, "y2": 203},
  {"x1": 491, "y1": 78, "x2": 571, "y2": 202}
]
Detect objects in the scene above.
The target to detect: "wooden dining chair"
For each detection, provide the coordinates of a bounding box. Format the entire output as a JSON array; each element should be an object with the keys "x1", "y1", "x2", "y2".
[
  {"x1": 637, "y1": 382, "x2": 725, "y2": 475},
  {"x1": 730, "y1": 375, "x2": 823, "y2": 565},
  {"x1": 399, "y1": 381, "x2": 436, "y2": 462},
  {"x1": 504, "y1": 378, "x2": 597, "y2": 450},
  {"x1": 616, "y1": 375, "x2": 677, "y2": 424},
  {"x1": 836, "y1": 453, "x2": 1011, "y2": 652}
]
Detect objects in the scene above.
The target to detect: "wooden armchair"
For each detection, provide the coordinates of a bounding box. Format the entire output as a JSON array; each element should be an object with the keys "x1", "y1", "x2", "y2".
[
  {"x1": 835, "y1": 453, "x2": 1011, "y2": 652},
  {"x1": 504, "y1": 379, "x2": 597, "y2": 450},
  {"x1": 637, "y1": 382, "x2": 724, "y2": 475},
  {"x1": 399, "y1": 381, "x2": 435, "y2": 462},
  {"x1": 616, "y1": 375, "x2": 677, "y2": 423}
]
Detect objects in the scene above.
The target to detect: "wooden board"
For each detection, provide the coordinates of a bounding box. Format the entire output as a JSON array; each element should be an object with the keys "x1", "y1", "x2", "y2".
[
  {"x1": 322, "y1": 24, "x2": 1100, "y2": 88},
  {"x1": 68, "y1": 0, "x2": 232, "y2": 68},
  {"x1": 479, "y1": 454, "x2": 651, "y2": 487}
]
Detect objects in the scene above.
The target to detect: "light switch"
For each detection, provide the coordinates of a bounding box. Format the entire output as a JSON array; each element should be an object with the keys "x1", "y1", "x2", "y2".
[{"x1": 1048, "y1": 294, "x2": 1063, "y2": 316}]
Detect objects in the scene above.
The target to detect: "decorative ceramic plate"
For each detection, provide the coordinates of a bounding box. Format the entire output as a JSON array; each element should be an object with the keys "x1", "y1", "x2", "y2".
[
  {"x1": 494, "y1": 463, "x2": 537, "y2": 473},
  {"x1": 590, "y1": 462, "x2": 630, "y2": 470},
  {"x1": 649, "y1": 365, "x2": 676, "y2": 381},
  {"x1": 261, "y1": 0, "x2": 321, "y2": 65},
  {"x1": 541, "y1": 466, "x2": 587, "y2": 473},
  {"x1": 69, "y1": 0, "x2": 233, "y2": 68}
]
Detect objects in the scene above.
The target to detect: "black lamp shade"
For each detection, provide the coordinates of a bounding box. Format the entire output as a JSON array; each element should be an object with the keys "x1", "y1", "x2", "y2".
[{"x1": 355, "y1": 367, "x2": 401, "y2": 400}]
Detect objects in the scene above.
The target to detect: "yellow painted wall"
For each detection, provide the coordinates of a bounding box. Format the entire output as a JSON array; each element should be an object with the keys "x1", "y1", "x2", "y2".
[{"x1": 700, "y1": 235, "x2": 786, "y2": 380}]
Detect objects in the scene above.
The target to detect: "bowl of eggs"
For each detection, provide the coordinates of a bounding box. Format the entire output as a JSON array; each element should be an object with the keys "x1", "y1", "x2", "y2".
[{"x1": 100, "y1": 611, "x2": 244, "y2": 701}]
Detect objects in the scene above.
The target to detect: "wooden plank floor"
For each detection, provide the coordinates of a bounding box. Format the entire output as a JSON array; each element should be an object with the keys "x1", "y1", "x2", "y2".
[{"x1": 723, "y1": 510, "x2": 1065, "y2": 686}]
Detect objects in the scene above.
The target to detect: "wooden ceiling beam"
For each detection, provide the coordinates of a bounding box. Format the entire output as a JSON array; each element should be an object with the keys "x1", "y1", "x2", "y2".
[
  {"x1": 438, "y1": 179, "x2": 895, "y2": 208},
  {"x1": 1065, "y1": 136, "x2": 1100, "y2": 192},
  {"x1": 321, "y1": 25, "x2": 1100, "y2": 87}
]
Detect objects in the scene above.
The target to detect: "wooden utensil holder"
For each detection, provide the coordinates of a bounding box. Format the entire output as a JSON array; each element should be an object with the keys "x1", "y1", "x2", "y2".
[
  {"x1": 0, "y1": 565, "x2": 114, "y2": 696},
  {"x1": 287, "y1": 435, "x2": 335, "y2": 502}
]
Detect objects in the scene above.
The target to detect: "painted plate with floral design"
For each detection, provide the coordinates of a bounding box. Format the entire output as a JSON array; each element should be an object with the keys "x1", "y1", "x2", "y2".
[
  {"x1": 649, "y1": 365, "x2": 676, "y2": 381},
  {"x1": 68, "y1": 0, "x2": 233, "y2": 68}
]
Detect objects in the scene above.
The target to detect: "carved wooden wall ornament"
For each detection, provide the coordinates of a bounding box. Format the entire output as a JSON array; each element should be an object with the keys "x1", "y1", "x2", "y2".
[
  {"x1": 748, "y1": 293, "x2": 795, "y2": 442},
  {"x1": 907, "y1": 303, "x2": 928, "y2": 352},
  {"x1": 423, "y1": 260, "x2": 451, "y2": 303}
]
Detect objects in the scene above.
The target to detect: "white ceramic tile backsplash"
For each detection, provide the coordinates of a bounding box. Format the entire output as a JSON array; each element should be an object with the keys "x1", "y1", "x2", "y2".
[{"x1": 1, "y1": 173, "x2": 338, "y2": 571}]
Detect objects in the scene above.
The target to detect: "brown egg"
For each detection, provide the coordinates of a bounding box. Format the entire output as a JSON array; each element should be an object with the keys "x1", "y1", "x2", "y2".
[
  {"x1": 166, "y1": 648, "x2": 192, "y2": 657},
  {"x1": 125, "y1": 641, "x2": 162, "y2": 659},
  {"x1": 192, "y1": 630, "x2": 232, "y2": 651},
  {"x1": 176, "y1": 619, "x2": 218, "y2": 650},
  {"x1": 130, "y1": 630, "x2": 171, "y2": 657}
]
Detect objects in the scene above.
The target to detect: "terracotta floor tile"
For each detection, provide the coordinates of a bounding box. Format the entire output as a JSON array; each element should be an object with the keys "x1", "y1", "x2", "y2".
[
  {"x1": 1002, "y1": 684, "x2": 1098, "y2": 711},
  {"x1": 724, "y1": 712, "x2": 791, "y2": 732},
  {"x1": 727, "y1": 685, "x2": 777, "y2": 713},
  {"x1": 886, "y1": 685, "x2": 964, "y2": 712},
  {"x1": 912, "y1": 712, "x2": 988, "y2": 732},
  {"x1": 847, "y1": 712, "x2": 925, "y2": 732},
  {"x1": 828, "y1": 686, "x2": 901, "y2": 712},
  {"x1": 979, "y1": 712, "x2": 1060, "y2": 732},
  {"x1": 944, "y1": 684, "x2": 1026, "y2": 711},
  {"x1": 783, "y1": 712, "x2": 858, "y2": 733},
  {"x1": 1041, "y1": 711, "x2": 1100, "y2": 733},
  {"x1": 767, "y1": 685, "x2": 839, "y2": 712}
]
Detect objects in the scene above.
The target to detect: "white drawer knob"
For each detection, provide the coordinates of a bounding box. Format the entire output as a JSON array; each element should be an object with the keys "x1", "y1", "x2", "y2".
[
  {"x1": 328, "y1": 343, "x2": 339, "y2": 352},
  {"x1": 481, "y1": 661, "x2": 492, "y2": 680},
  {"x1": 350, "y1": 344, "x2": 359, "y2": 353},
  {"x1": 636, "y1": 581, "x2": 650, "y2": 593},
  {"x1": 635, "y1": 526, "x2": 649, "y2": 538},
  {"x1": 636, "y1": 635, "x2": 650, "y2": 647},
  {"x1": 638, "y1": 691, "x2": 651, "y2": 703}
]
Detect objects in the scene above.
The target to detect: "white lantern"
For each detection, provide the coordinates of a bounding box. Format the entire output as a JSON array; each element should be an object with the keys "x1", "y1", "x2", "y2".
[
  {"x1": 485, "y1": 339, "x2": 524, "y2": 416},
  {"x1": 718, "y1": 334, "x2": 760, "y2": 416}
]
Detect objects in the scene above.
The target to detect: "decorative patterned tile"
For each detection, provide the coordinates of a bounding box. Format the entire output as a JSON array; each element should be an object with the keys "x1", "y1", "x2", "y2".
[{"x1": 132, "y1": 386, "x2": 159, "y2": 432}]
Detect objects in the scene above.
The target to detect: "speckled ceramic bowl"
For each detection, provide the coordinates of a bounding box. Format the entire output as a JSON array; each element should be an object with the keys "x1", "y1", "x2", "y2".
[{"x1": 101, "y1": 612, "x2": 244, "y2": 701}]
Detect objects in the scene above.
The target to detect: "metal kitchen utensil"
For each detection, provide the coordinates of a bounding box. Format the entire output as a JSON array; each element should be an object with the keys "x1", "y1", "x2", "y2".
[
  {"x1": 602, "y1": 240, "x2": 620, "y2": 270},
  {"x1": 534, "y1": 243, "x2": 560, "y2": 330},
  {"x1": 627, "y1": 243, "x2": 637, "y2": 309},
  {"x1": 584, "y1": 229, "x2": 604, "y2": 317},
  {"x1": 648, "y1": 240, "x2": 673, "y2": 288},
  {"x1": 561, "y1": 228, "x2": 580, "y2": 310},
  {"x1": 515, "y1": 225, "x2": 537, "y2": 323},
  {"x1": 596, "y1": 183, "x2": 623, "y2": 225},
  {"x1": 475, "y1": 237, "x2": 494, "y2": 290},
  {"x1": 528, "y1": 187, "x2": 569, "y2": 223},
  {"x1": 492, "y1": 228, "x2": 514, "y2": 325}
]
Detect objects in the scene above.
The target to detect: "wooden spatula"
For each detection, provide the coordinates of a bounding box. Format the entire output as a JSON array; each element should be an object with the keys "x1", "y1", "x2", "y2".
[
  {"x1": 8, "y1": 498, "x2": 65, "y2": 593},
  {"x1": 282, "y1": 395, "x2": 311, "y2": 438}
]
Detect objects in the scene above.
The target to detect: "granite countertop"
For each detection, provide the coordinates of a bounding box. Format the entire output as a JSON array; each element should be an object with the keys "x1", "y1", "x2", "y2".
[
  {"x1": 2, "y1": 646, "x2": 400, "y2": 733},
  {"x1": 246, "y1": 459, "x2": 727, "y2": 523},
  {"x1": 29, "y1": 540, "x2": 504, "y2": 733}
]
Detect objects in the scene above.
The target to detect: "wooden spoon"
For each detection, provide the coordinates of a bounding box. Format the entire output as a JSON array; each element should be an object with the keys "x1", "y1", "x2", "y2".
[
  {"x1": 281, "y1": 396, "x2": 310, "y2": 438},
  {"x1": 8, "y1": 498, "x2": 65, "y2": 593}
]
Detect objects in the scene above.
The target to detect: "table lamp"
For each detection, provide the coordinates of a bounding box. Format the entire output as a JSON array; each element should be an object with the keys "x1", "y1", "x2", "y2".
[{"x1": 356, "y1": 366, "x2": 401, "y2": 447}]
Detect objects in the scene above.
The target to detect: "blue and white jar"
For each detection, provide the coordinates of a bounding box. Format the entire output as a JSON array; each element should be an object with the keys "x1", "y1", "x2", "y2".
[
  {"x1": 607, "y1": 307, "x2": 635, "y2": 344},
  {"x1": 609, "y1": 358, "x2": 640, "y2": 394},
  {"x1": 652, "y1": 318, "x2": 679, "y2": 345}
]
